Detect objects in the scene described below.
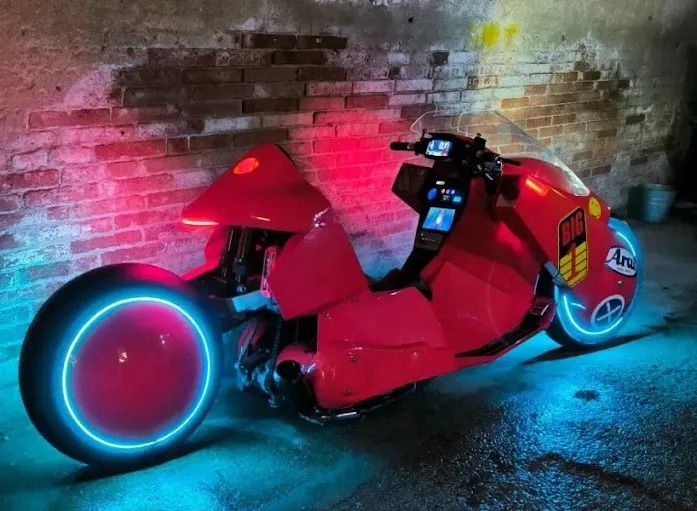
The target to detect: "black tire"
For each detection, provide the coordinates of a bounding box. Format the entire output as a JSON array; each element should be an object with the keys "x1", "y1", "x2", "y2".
[{"x1": 19, "y1": 263, "x2": 223, "y2": 466}]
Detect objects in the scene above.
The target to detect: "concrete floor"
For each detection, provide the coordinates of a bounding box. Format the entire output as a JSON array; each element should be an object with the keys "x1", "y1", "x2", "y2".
[{"x1": 1, "y1": 218, "x2": 697, "y2": 511}]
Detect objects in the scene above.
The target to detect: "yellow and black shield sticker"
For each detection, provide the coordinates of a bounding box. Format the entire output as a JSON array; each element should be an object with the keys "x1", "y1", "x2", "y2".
[{"x1": 558, "y1": 208, "x2": 588, "y2": 286}]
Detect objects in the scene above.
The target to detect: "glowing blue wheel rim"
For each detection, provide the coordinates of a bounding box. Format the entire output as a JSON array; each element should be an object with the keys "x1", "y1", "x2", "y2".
[
  {"x1": 555, "y1": 218, "x2": 641, "y2": 343},
  {"x1": 60, "y1": 296, "x2": 213, "y2": 451}
]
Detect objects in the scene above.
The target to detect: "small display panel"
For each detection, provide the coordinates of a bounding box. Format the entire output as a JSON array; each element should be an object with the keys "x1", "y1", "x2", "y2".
[
  {"x1": 422, "y1": 207, "x2": 456, "y2": 232},
  {"x1": 425, "y1": 139, "x2": 452, "y2": 157}
]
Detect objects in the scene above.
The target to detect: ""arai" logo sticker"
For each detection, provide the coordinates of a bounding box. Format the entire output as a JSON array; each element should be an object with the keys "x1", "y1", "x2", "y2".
[{"x1": 605, "y1": 246, "x2": 636, "y2": 277}]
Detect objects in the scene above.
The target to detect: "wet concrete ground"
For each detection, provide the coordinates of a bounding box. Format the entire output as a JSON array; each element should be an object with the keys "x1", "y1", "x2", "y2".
[{"x1": 1, "y1": 218, "x2": 697, "y2": 510}]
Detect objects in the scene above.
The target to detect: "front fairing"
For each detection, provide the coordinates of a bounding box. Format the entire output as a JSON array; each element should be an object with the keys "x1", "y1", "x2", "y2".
[
  {"x1": 411, "y1": 110, "x2": 591, "y2": 198},
  {"x1": 183, "y1": 144, "x2": 331, "y2": 233}
]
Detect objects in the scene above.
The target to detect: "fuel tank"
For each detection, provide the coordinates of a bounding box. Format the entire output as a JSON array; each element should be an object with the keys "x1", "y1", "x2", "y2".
[{"x1": 182, "y1": 144, "x2": 331, "y2": 233}]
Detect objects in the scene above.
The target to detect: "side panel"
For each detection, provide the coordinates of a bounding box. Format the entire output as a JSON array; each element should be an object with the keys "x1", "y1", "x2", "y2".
[
  {"x1": 309, "y1": 287, "x2": 455, "y2": 409},
  {"x1": 182, "y1": 144, "x2": 331, "y2": 233},
  {"x1": 420, "y1": 180, "x2": 541, "y2": 354},
  {"x1": 267, "y1": 212, "x2": 368, "y2": 319}
]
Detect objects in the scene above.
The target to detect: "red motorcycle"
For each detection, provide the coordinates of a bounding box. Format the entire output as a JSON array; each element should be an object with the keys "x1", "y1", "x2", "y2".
[{"x1": 19, "y1": 111, "x2": 641, "y2": 466}]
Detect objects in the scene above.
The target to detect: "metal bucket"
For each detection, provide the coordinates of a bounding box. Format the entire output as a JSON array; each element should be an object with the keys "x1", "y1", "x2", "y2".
[{"x1": 629, "y1": 184, "x2": 676, "y2": 223}]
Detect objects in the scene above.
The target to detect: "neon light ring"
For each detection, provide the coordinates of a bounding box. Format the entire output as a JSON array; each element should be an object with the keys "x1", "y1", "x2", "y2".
[
  {"x1": 556, "y1": 218, "x2": 642, "y2": 342},
  {"x1": 61, "y1": 297, "x2": 212, "y2": 450}
]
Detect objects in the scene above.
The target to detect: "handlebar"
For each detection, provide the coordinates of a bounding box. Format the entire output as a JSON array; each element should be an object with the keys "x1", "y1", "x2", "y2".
[{"x1": 389, "y1": 142, "x2": 414, "y2": 151}]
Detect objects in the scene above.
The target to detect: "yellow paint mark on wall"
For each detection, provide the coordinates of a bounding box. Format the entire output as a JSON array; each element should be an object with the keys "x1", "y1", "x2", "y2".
[
  {"x1": 504, "y1": 23, "x2": 520, "y2": 48},
  {"x1": 480, "y1": 22, "x2": 501, "y2": 48},
  {"x1": 471, "y1": 22, "x2": 521, "y2": 49}
]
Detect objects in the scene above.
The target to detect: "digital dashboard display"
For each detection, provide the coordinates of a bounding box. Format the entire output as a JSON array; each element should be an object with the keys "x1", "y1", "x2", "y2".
[
  {"x1": 422, "y1": 207, "x2": 456, "y2": 232},
  {"x1": 425, "y1": 139, "x2": 452, "y2": 157}
]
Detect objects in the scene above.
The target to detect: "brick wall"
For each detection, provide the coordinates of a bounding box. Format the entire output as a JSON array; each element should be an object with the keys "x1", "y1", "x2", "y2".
[{"x1": 0, "y1": 21, "x2": 689, "y2": 358}]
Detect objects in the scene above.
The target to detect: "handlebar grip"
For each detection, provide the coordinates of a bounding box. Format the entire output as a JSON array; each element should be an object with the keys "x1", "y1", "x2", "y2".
[{"x1": 389, "y1": 142, "x2": 414, "y2": 151}]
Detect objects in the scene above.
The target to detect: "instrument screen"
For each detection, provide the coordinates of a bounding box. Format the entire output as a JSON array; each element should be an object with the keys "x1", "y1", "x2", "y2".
[
  {"x1": 425, "y1": 139, "x2": 452, "y2": 158},
  {"x1": 422, "y1": 207, "x2": 456, "y2": 232}
]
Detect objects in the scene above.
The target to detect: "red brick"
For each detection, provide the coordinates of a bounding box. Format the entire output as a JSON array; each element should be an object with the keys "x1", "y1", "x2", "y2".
[
  {"x1": 167, "y1": 137, "x2": 190, "y2": 155},
  {"x1": 0, "y1": 234, "x2": 17, "y2": 249},
  {"x1": 553, "y1": 114, "x2": 577, "y2": 125},
  {"x1": 247, "y1": 68, "x2": 299, "y2": 84},
  {"x1": 307, "y1": 81, "x2": 353, "y2": 97},
  {"x1": 124, "y1": 87, "x2": 190, "y2": 106},
  {"x1": 50, "y1": 145, "x2": 94, "y2": 164},
  {"x1": 242, "y1": 33, "x2": 297, "y2": 49},
  {"x1": 26, "y1": 261, "x2": 72, "y2": 280},
  {"x1": 527, "y1": 117, "x2": 552, "y2": 129},
  {"x1": 215, "y1": 49, "x2": 272, "y2": 67},
  {"x1": 378, "y1": 120, "x2": 412, "y2": 133},
  {"x1": 298, "y1": 67, "x2": 346, "y2": 81},
  {"x1": 139, "y1": 155, "x2": 201, "y2": 174},
  {"x1": 242, "y1": 98, "x2": 298, "y2": 113},
  {"x1": 95, "y1": 140, "x2": 166, "y2": 161},
  {"x1": 626, "y1": 113, "x2": 646, "y2": 125},
  {"x1": 112, "y1": 105, "x2": 180, "y2": 123},
  {"x1": 66, "y1": 109, "x2": 111, "y2": 127},
  {"x1": 72, "y1": 231, "x2": 141, "y2": 255},
  {"x1": 193, "y1": 84, "x2": 254, "y2": 102},
  {"x1": 582, "y1": 71, "x2": 602, "y2": 81},
  {"x1": 101, "y1": 242, "x2": 165, "y2": 265},
  {"x1": 252, "y1": 82, "x2": 305, "y2": 98},
  {"x1": 501, "y1": 97, "x2": 529, "y2": 109},
  {"x1": 272, "y1": 50, "x2": 326, "y2": 65},
  {"x1": 79, "y1": 218, "x2": 113, "y2": 235},
  {"x1": 180, "y1": 101, "x2": 242, "y2": 119},
  {"x1": 111, "y1": 174, "x2": 174, "y2": 195},
  {"x1": 24, "y1": 184, "x2": 100, "y2": 207},
  {"x1": 115, "y1": 67, "x2": 182, "y2": 87},
  {"x1": 147, "y1": 187, "x2": 205, "y2": 207},
  {"x1": 114, "y1": 208, "x2": 180, "y2": 229},
  {"x1": 395, "y1": 79, "x2": 433, "y2": 92},
  {"x1": 147, "y1": 48, "x2": 216, "y2": 67},
  {"x1": 554, "y1": 72, "x2": 579, "y2": 82},
  {"x1": 401, "y1": 104, "x2": 435, "y2": 120},
  {"x1": 0, "y1": 169, "x2": 59, "y2": 190},
  {"x1": 345, "y1": 95, "x2": 389, "y2": 109},
  {"x1": 596, "y1": 128, "x2": 618, "y2": 139},
  {"x1": 297, "y1": 35, "x2": 347, "y2": 50},
  {"x1": 318, "y1": 165, "x2": 364, "y2": 182},
  {"x1": 314, "y1": 109, "x2": 399, "y2": 124},
  {"x1": 288, "y1": 126, "x2": 336, "y2": 140},
  {"x1": 313, "y1": 138, "x2": 359, "y2": 153},
  {"x1": 353, "y1": 81, "x2": 394, "y2": 94},
  {"x1": 529, "y1": 93, "x2": 580, "y2": 106},
  {"x1": 190, "y1": 134, "x2": 235, "y2": 151},
  {"x1": 299, "y1": 96, "x2": 345, "y2": 111},
  {"x1": 0, "y1": 212, "x2": 23, "y2": 229},
  {"x1": 73, "y1": 196, "x2": 146, "y2": 218},
  {"x1": 538, "y1": 126, "x2": 563, "y2": 137},
  {"x1": 183, "y1": 67, "x2": 243, "y2": 84},
  {"x1": 28, "y1": 111, "x2": 69, "y2": 129},
  {"x1": 232, "y1": 128, "x2": 287, "y2": 147}
]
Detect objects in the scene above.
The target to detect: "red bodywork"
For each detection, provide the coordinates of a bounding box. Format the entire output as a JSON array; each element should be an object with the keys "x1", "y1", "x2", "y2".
[{"x1": 183, "y1": 143, "x2": 637, "y2": 410}]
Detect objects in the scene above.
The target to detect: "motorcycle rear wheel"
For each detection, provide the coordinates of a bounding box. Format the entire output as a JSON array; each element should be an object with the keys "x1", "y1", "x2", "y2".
[{"x1": 19, "y1": 263, "x2": 223, "y2": 466}]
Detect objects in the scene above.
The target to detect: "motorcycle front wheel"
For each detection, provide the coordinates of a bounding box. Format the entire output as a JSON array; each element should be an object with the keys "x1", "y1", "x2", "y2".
[
  {"x1": 19, "y1": 263, "x2": 223, "y2": 466},
  {"x1": 547, "y1": 217, "x2": 642, "y2": 349}
]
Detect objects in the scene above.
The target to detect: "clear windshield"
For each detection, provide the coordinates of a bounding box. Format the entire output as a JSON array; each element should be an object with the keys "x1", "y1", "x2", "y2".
[{"x1": 410, "y1": 109, "x2": 589, "y2": 196}]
